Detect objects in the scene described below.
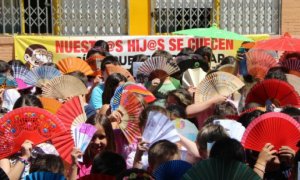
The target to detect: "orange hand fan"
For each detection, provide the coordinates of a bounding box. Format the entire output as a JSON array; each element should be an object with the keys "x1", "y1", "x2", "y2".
[
  {"x1": 52, "y1": 96, "x2": 87, "y2": 164},
  {"x1": 245, "y1": 79, "x2": 300, "y2": 107},
  {"x1": 57, "y1": 57, "x2": 94, "y2": 76},
  {"x1": 194, "y1": 72, "x2": 245, "y2": 103},
  {"x1": 0, "y1": 107, "x2": 66, "y2": 159},
  {"x1": 86, "y1": 55, "x2": 105, "y2": 76},
  {"x1": 245, "y1": 50, "x2": 277, "y2": 80},
  {"x1": 115, "y1": 92, "x2": 144, "y2": 144},
  {"x1": 42, "y1": 75, "x2": 88, "y2": 99},
  {"x1": 105, "y1": 64, "x2": 135, "y2": 82},
  {"x1": 39, "y1": 97, "x2": 62, "y2": 114},
  {"x1": 241, "y1": 112, "x2": 300, "y2": 151}
]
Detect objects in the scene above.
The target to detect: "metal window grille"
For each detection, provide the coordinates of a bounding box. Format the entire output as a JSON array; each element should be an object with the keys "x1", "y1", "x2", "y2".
[
  {"x1": 151, "y1": 0, "x2": 215, "y2": 34},
  {"x1": 220, "y1": 0, "x2": 280, "y2": 34},
  {"x1": 0, "y1": 0, "x2": 128, "y2": 35}
]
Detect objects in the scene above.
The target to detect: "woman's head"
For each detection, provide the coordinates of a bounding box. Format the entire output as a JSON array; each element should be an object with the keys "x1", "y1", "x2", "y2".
[
  {"x1": 166, "y1": 88, "x2": 193, "y2": 108},
  {"x1": 29, "y1": 154, "x2": 64, "y2": 174},
  {"x1": 86, "y1": 114, "x2": 116, "y2": 157},
  {"x1": 13, "y1": 94, "x2": 43, "y2": 109},
  {"x1": 102, "y1": 73, "x2": 127, "y2": 104}
]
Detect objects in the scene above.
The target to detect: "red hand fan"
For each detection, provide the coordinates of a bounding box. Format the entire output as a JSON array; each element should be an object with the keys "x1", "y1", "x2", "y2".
[
  {"x1": 124, "y1": 84, "x2": 156, "y2": 103},
  {"x1": 52, "y1": 96, "x2": 87, "y2": 164},
  {"x1": 241, "y1": 112, "x2": 300, "y2": 151},
  {"x1": 0, "y1": 107, "x2": 66, "y2": 159},
  {"x1": 245, "y1": 79, "x2": 300, "y2": 107},
  {"x1": 116, "y1": 91, "x2": 144, "y2": 144}
]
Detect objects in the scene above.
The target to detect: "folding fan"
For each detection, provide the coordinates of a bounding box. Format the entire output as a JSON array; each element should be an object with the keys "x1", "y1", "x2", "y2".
[
  {"x1": 86, "y1": 55, "x2": 105, "y2": 76},
  {"x1": 11, "y1": 64, "x2": 29, "y2": 80},
  {"x1": 142, "y1": 111, "x2": 180, "y2": 147},
  {"x1": 245, "y1": 79, "x2": 300, "y2": 107},
  {"x1": 182, "y1": 68, "x2": 207, "y2": 88},
  {"x1": 218, "y1": 64, "x2": 235, "y2": 74},
  {"x1": 52, "y1": 96, "x2": 87, "y2": 164},
  {"x1": 213, "y1": 119, "x2": 245, "y2": 142},
  {"x1": 42, "y1": 75, "x2": 88, "y2": 99},
  {"x1": 182, "y1": 158, "x2": 260, "y2": 180},
  {"x1": 0, "y1": 167, "x2": 9, "y2": 180},
  {"x1": 78, "y1": 174, "x2": 115, "y2": 180},
  {"x1": 245, "y1": 50, "x2": 277, "y2": 80},
  {"x1": 72, "y1": 123, "x2": 97, "y2": 162},
  {"x1": 115, "y1": 91, "x2": 144, "y2": 144},
  {"x1": 105, "y1": 64, "x2": 135, "y2": 82},
  {"x1": 39, "y1": 97, "x2": 62, "y2": 114},
  {"x1": 286, "y1": 74, "x2": 300, "y2": 95},
  {"x1": 25, "y1": 171, "x2": 66, "y2": 180},
  {"x1": 241, "y1": 112, "x2": 300, "y2": 152},
  {"x1": 110, "y1": 84, "x2": 126, "y2": 111},
  {"x1": 279, "y1": 56, "x2": 300, "y2": 72},
  {"x1": 137, "y1": 56, "x2": 180, "y2": 76},
  {"x1": 57, "y1": 57, "x2": 94, "y2": 76},
  {"x1": 153, "y1": 160, "x2": 192, "y2": 180},
  {"x1": 124, "y1": 83, "x2": 156, "y2": 103},
  {"x1": 194, "y1": 72, "x2": 245, "y2": 103},
  {"x1": 24, "y1": 66, "x2": 61, "y2": 87},
  {"x1": 0, "y1": 74, "x2": 17, "y2": 89},
  {"x1": 172, "y1": 119, "x2": 198, "y2": 142},
  {"x1": 0, "y1": 107, "x2": 66, "y2": 159}
]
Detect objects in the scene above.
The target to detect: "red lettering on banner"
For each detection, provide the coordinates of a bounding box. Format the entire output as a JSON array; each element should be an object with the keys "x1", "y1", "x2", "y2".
[
  {"x1": 73, "y1": 41, "x2": 80, "y2": 53},
  {"x1": 55, "y1": 40, "x2": 95, "y2": 53},
  {"x1": 203, "y1": 38, "x2": 210, "y2": 47},
  {"x1": 115, "y1": 40, "x2": 123, "y2": 52},
  {"x1": 169, "y1": 38, "x2": 176, "y2": 51},
  {"x1": 177, "y1": 38, "x2": 183, "y2": 51},
  {"x1": 140, "y1": 39, "x2": 147, "y2": 52},
  {"x1": 219, "y1": 39, "x2": 225, "y2": 50},
  {"x1": 157, "y1": 39, "x2": 165, "y2": 50},
  {"x1": 56, "y1": 41, "x2": 64, "y2": 53},
  {"x1": 128, "y1": 40, "x2": 135, "y2": 52},
  {"x1": 226, "y1": 40, "x2": 233, "y2": 50},
  {"x1": 211, "y1": 39, "x2": 218, "y2": 50},
  {"x1": 187, "y1": 38, "x2": 196, "y2": 50},
  {"x1": 81, "y1": 40, "x2": 90, "y2": 53}
]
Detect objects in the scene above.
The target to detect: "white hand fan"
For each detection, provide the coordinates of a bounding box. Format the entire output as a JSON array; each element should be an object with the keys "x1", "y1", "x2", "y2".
[
  {"x1": 213, "y1": 119, "x2": 245, "y2": 142},
  {"x1": 194, "y1": 71, "x2": 245, "y2": 103},
  {"x1": 182, "y1": 68, "x2": 207, "y2": 88},
  {"x1": 137, "y1": 56, "x2": 180, "y2": 76},
  {"x1": 142, "y1": 111, "x2": 180, "y2": 147},
  {"x1": 72, "y1": 123, "x2": 97, "y2": 162},
  {"x1": 24, "y1": 66, "x2": 62, "y2": 87}
]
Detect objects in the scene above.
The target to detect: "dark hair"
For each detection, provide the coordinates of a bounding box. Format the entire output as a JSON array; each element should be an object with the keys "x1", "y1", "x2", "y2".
[
  {"x1": 203, "y1": 115, "x2": 224, "y2": 126},
  {"x1": 8, "y1": 59, "x2": 26, "y2": 67},
  {"x1": 214, "y1": 101, "x2": 238, "y2": 118},
  {"x1": 94, "y1": 40, "x2": 110, "y2": 52},
  {"x1": 265, "y1": 67, "x2": 288, "y2": 82},
  {"x1": 281, "y1": 106, "x2": 300, "y2": 117},
  {"x1": 86, "y1": 114, "x2": 116, "y2": 152},
  {"x1": 29, "y1": 154, "x2": 64, "y2": 174},
  {"x1": 152, "y1": 50, "x2": 173, "y2": 61},
  {"x1": 177, "y1": 47, "x2": 194, "y2": 56},
  {"x1": 116, "y1": 168, "x2": 153, "y2": 180},
  {"x1": 86, "y1": 48, "x2": 107, "y2": 59},
  {"x1": 66, "y1": 70, "x2": 88, "y2": 87},
  {"x1": 25, "y1": 44, "x2": 47, "y2": 57},
  {"x1": 148, "y1": 140, "x2": 179, "y2": 171},
  {"x1": 167, "y1": 104, "x2": 186, "y2": 119},
  {"x1": 210, "y1": 138, "x2": 246, "y2": 162},
  {"x1": 0, "y1": 60, "x2": 11, "y2": 74},
  {"x1": 139, "y1": 105, "x2": 168, "y2": 129},
  {"x1": 221, "y1": 56, "x2": 236, "y2": 65},
  {"x1": 100, "y1": 56, "x2": 120, "y2": 71},
  {"x1": 13, "y1": 94, "x2": 43, "y2": 109},
  {"x1": 167, "y1": 88, "x2": 193, "y2": 108},
  {"x1": 238, "y1": 110, "x2": 265, "y2": 128},
  {"x1": 194, "y1": 46, "x2": 213, "y2": 64},
  {"x1": 102, "y1": 73, "x2": 127, "y2": 104},
  {"x1": 148, "y1": 69, "x2": 169, "y2": 82},
  {"x1": 91, "y1": 151, "x2": 126, "y2": 176}
]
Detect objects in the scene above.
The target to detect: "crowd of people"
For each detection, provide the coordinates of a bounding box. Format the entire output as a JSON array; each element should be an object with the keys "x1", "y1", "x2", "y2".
[{"x1": 0, "y1": 39, "x2": 299, "y2": 180}]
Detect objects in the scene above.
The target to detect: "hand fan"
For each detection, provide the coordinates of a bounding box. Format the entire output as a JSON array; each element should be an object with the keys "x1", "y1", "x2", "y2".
[
  {"x1": 24, "y1": 66, "x2": 61, "y2": 87},
  {"x1": 42, "y1": 75, "x2": 88, "y2": 99},
  {"x1": 213, "y1": 119, "x2": 245, "y2": 142},
  {"x1": 182, "y1": 158, "x2": 261, "y2": 180},
  {"x1": 182, "y1": 68, "x2": 206, "y2": 88},
  {"x1": 52, "y1": 96, "x2": 87, "y2": 164},
  {"x1": 86, "y1": 55, "x2": 105, "y2": 76},
  {"x1": 25, "y1": 171, "x2": 66, "y2": 180},
  {"x1": 0, "y1": 74, "x2": 17, "y2": 89},
  {"x1": 245, "y1": 50, "x2": 277, "y2": 80},
  {"x1": 241, "y1": 112, "x2": 300, "y2": 152},
  {"x1": 73, "y1": 123, "x2": 97, "y2": 162},
  {"x1": 105, "y1": 64, "x2": 135, "y2": 82},
  {"x1": 172, "y1": 119, "x2": 198, "y2": 142},
  {"x1": 153, "y1": 160, "x2": 192, "y2": 180},
  {"x1": 116, "y1": 91, "x2": 144, "y2": 144},
  {"x1": 0, "y1": 107, "x2": 66, "y2": 159},
  {"x1": 137, "y1": 56, "x2": 180, "y2": 76},
  {"x1": 124, "y1": 83, "x2": 156, "y2": 103},
  {"x1": 57, "y1": 57, "x2": 94, "y2": 76},
  {"x1": 38, "y1": 97, "x2": 62, "y2": 114},
  {"x1": 280, "y1": 56, "x2": 300, "y2": 72},
  {"x1": 11, "y1": 64, "x2": 30, "y2": 80},
  {"x1": 194, "y1": 72, "x2": 245, "y2": 103},
  {"x1": 217, "y1": 64, "x2": 235, "y2": 74},
  {"x1": 142, "y1": 111, "x2": 180, "y2": 147},
  {"x1": 286, "y1": 73, "x2": 300, "y2": 95},
  {"x1": 78, "y1": 174, "x2": 115, "y2": 180},
  {"x1": 245, "y1": 79, "x2": 300, "y2": 107},
  {"x1": 0, "y1": 167, "x2": 9, "y2": 180}
]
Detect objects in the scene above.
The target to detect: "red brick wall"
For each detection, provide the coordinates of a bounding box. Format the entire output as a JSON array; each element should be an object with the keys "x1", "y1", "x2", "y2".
[
  {"x1": 281, "y1": 0, "x2": 300, "y2": 35},
  {"x1": 0, "y1": 36, "x2": 14, "y2": 62}
]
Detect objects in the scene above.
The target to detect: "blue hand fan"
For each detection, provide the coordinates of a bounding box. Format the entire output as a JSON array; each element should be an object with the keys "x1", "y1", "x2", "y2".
[
  {"x1": 24, "y1": 66, "x2": 61, "y2": 87},
  {"x1": 0, "y1": 74, "x2": 17, "y2": 88},
  {"x1": 153, "y1": 160, "x2": 192, "y2": 180},
  {"x1": 110, "y1": 84, "x2": 125, "y2": 111},
  {"x1": 11, "y1": 65, "x2": 30, "y2": 79},
  {"x1": 25, "y1": 171, "x2": 66, "y2": 180}
]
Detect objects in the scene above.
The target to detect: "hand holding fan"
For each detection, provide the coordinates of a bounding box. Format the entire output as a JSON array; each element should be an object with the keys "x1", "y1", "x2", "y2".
[
  {"x1": 142, "y1": 111, "x2": 180, "y2": 147},
  {"x1": 0, "y1": 107, "x2": 66, "y2": 159},
  {"x1": 24, "y1": 66, "x2": 61, "y2": 87},
  {"x1": 194, "y1": 72, "x2": 245, "y2": 103},
  {"x1": 52, "y1": 96, "x2": 87, "y2": 164},
  {"x1": 241, "y1": 112, "x2": 300, "y2": 152},
  {"x1": 57, "y1": 57, "x2": 94, "y2": 76},
  {"x1": 182, "y1": 68, "x2": 206, "y2": 88}
]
